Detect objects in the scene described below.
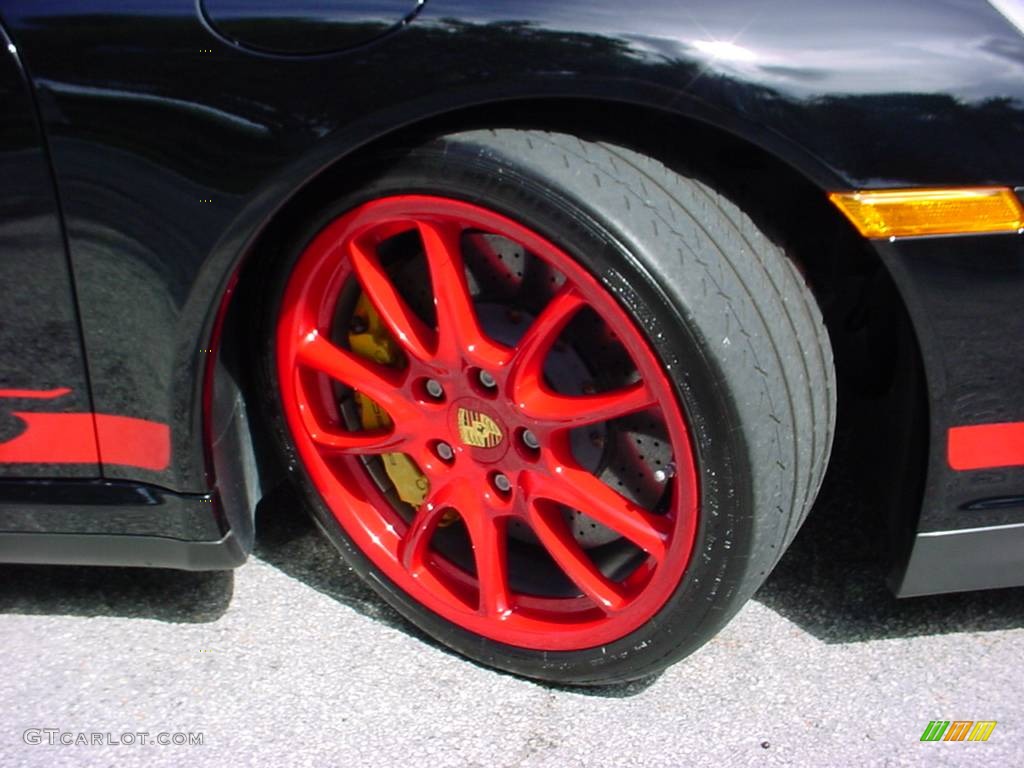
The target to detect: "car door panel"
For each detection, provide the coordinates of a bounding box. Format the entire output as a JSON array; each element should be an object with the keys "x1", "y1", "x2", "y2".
[{"x1": 0, "y1": 21, "x2": 99, "y2": 478}]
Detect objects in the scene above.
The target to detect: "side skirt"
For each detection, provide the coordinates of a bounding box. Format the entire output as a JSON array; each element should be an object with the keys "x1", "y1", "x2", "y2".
[
  {"x1": 0, "y1": 479, "x2": 248, "y2": 570},
  {"x1": 891, "y1": 521, "x2": 1024, "y2": 596}
]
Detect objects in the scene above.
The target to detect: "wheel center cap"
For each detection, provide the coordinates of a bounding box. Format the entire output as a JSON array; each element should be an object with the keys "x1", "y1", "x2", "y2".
[
  {"x1": 457, "y1": 407, "x2": 504, "y2": 448},
  {"x1": 449, "y1": 398, "x2": 509, "y2": 463}
]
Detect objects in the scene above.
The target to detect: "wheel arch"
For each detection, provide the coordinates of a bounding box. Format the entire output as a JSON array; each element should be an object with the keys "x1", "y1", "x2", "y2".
[{"x1": 205, "y1": 96, "x2": 929, "y2": 570}]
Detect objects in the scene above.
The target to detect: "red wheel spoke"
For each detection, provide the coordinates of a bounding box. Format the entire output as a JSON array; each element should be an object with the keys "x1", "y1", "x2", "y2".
[
  {"x1": 518, "y1": 381, "x2": 657, "y2": 428},
  {"x1": 417, "y1": 220, "x2": 511, "y2": 369},
  {"x1": 349, "y1": 238, "x2": 436, "y2": 361},
  {"x1": 308, "y1": 427, "x2": 406, "y2": 454},
  {"x1": 530, "y1": 464, "x2": 669, "y2": 561},
  {"x1": 294, "y1": 375, "x2": 409, "y2": 454},
  {"x1": 512, "y1": 286, "x2": 586, "y2": 393},
  {"x1": 399, "y1": 483, "x2": 458, "y2": 573},
  {"x1": 527, "y1": 499, "x2": 628, "y2": 612},
  {"x1": 512, "y1": 286, "x2": 656, "y2": 426},
  {"x1": 463, "y1": 512, "x2": 512, "y2": 617},
  {"x1": 296, "y1": 332, "x2": 409, "y2": 417}
]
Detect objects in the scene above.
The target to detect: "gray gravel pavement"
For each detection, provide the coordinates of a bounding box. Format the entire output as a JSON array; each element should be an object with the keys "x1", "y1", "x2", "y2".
[{"x1": 1, "y1": 439, "x2": 1022, "y2": 767}]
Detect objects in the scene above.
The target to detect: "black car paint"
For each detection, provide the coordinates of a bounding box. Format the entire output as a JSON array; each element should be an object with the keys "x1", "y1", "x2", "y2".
[
  {"x1": 0, "y1": 0, "x2": 1021, "y2": 592},
  {"x1": 0, "y1": 20, "x2": 95, "y2": 478},
  {"x1": 200, "y1": 0, "x2": 424, "y2": 54}
]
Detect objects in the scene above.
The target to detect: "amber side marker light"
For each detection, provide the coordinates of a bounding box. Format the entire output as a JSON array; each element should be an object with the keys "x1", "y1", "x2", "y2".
[{"x1": 828, "y1": 187, "x2": 1024, "y2": 239}]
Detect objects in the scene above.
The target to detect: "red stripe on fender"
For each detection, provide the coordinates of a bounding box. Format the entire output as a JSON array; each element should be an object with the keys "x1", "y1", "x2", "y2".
[
  {"x1": 0, "y1": 411, "x2": 170, "y2": 471},
  {"x1": 948, "y1": 422, "x2": 1024, "y2": 470},
  {"x1": 94, "y1": 414, "x2": 171, "y2": 471}
]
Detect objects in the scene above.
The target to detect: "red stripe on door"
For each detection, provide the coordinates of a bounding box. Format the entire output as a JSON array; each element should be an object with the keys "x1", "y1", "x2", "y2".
[
  {"x1": 948, "y1": 422, "x2": 1024, "y2": 470},
  {"x1": 0, "y1": 411, "x2": 170, "y2": 471},
  {"x1": 0, "y1": 389, "x2": 170, "y2": 472},
  {"x1": 0, "y1": 388, "x2": 72, "y2": 399},
  {"x1": 0, "y1": 412, "x2": 100, "y2": 465}
]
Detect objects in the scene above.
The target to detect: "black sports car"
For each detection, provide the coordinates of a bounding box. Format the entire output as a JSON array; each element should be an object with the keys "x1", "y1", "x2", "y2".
[{"x1": 1, "y1": 0, "x2": 1022, "y2": 685}]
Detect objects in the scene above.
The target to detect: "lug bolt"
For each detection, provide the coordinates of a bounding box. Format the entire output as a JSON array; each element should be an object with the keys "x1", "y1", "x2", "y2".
[
  {"x1": 425, "y1": 379, "x2": 444, "y2": 399},
  {"x1": 436, "y1": 442, "x2": 454, "y2": 461},
  {"x1": 653, "y1": 462, "x2": 676, "y2": 483},
  {"x1": 522, "y1": 430, "x2": 540, "y2": 450},
  {"x1": 493, "y1": 473, "x2": 512, "y2": 493},
  {"x1": 478, "y1": 370, "x2": 497, "y2": 389}
]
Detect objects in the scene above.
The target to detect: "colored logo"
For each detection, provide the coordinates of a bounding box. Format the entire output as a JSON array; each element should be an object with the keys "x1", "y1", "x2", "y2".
[
  {"x1": 920, "y1": 721, "x2": 997, "y2": 742},
  {"x1": 457, "y1": 408, "x2": 503, "y2": 448}
]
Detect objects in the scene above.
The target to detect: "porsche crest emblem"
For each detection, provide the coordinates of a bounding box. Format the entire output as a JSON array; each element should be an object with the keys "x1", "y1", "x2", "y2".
[{"x1": 457, "y1": 408, "x2": 504, "y2": 448}]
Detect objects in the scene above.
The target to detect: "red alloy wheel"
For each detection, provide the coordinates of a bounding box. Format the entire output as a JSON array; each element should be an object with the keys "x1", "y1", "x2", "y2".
[{"x1": 276, "y1": 195, "x2": 699, "y2": 651}]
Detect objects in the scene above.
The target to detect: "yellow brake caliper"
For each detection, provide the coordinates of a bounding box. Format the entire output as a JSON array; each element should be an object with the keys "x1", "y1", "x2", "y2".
[{"x1": 347, "y1": 294, "x2": 429, "y2": 508}]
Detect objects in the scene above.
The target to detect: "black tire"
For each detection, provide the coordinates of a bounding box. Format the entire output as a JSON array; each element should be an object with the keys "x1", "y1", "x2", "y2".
[{"x1": 262, "y1": 129, "x2": 835, "y2": 685}]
